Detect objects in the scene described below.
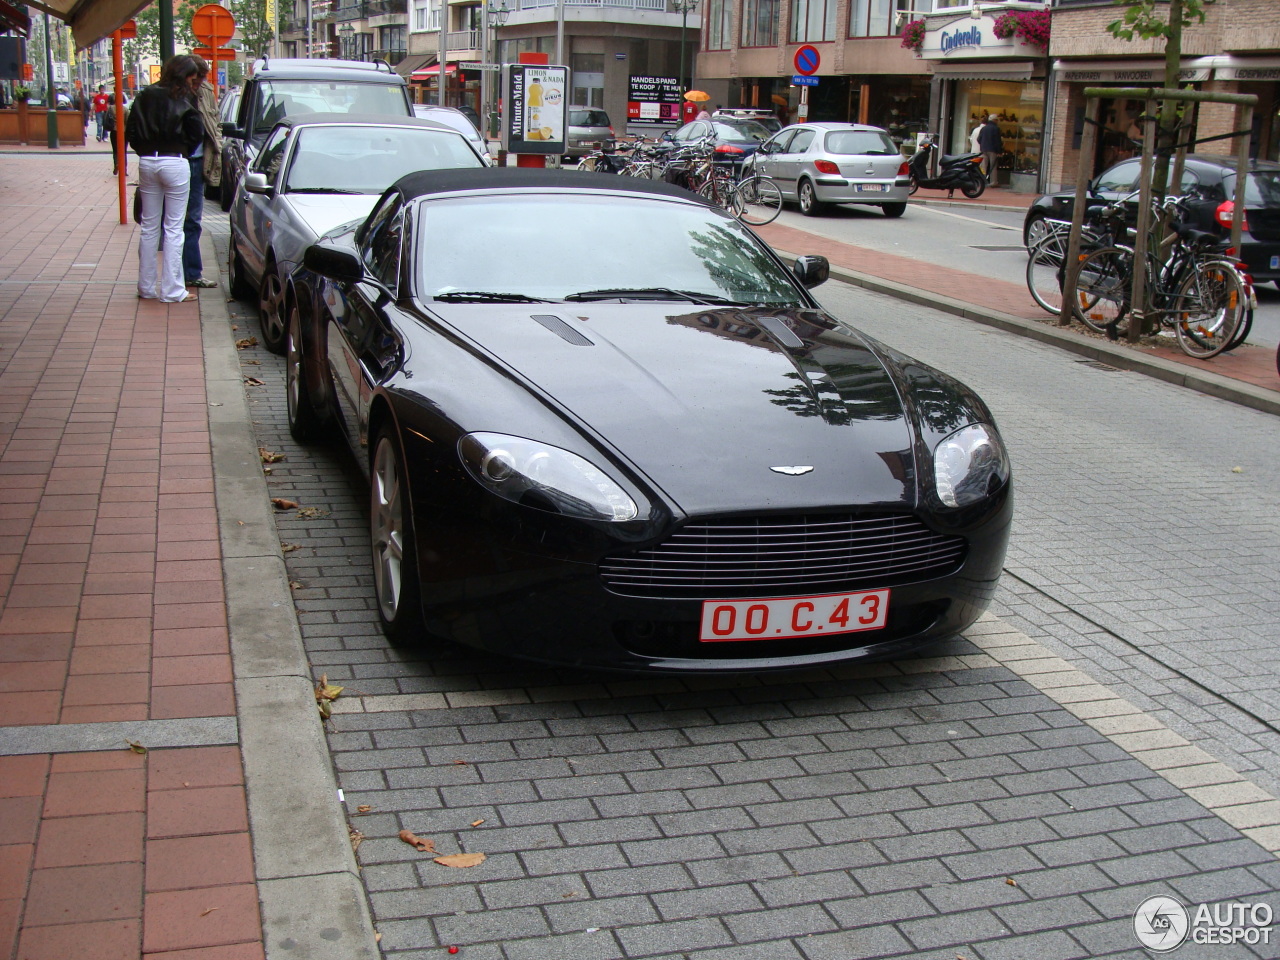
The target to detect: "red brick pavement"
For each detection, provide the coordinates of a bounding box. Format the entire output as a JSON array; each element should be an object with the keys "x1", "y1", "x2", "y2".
[{"x1": 0, "y1": 153, "x2": 263, "y2": 960}]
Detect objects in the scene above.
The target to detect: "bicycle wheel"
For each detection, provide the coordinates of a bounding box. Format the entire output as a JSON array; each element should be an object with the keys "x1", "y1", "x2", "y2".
[
  {"x1": 1025, "y1": 232, "x2": 1069, "y2": 315},
  {"x1": 1071, "y1": 246, "x2": 1131, "y2": 335},
  {"x1": 575, "y1": 156, "x2": 597, "y2": 173},
  {"x1": 1173, "y1": 260, "x2": 1246, "y2": 359},
  {"x1": 698, "y1": 177, "x2": 740, "y2": 215},
  {"x1": 734, "y1": 176, "x2": 783, "y2": 226}
]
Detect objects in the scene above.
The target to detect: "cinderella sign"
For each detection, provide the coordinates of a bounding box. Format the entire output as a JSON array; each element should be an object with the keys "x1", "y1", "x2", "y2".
[{"x1": 921, "y1": 11, "x2": 1044, "y2": 60}]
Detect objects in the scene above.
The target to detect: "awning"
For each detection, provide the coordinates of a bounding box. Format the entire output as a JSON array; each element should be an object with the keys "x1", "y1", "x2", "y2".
[
  {"x1": 23, "y1": 0, "x2": 150, "y2": 50},
  {"x1": 410, "y1": 64, "x2": 459, "y2": 81},
  {"x1": 1052, "y1": 59, "x2": 1211, "y2": 84},
  {"x1": 395, "y1": 53, "x2": 433, "y2": 78},
  {"x1": 930, "y1": 61, "x2": 1035, "y2": 81},
  {"x1": 0, "y1": 0, "x2": 31, "y2": 35},
  {"x1": 1186, "y1": 55, "x2": 1280, "y2": 82}
]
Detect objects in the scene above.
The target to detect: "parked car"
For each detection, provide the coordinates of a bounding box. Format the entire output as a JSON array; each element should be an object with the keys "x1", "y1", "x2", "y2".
[
  {"x1": 286, "y1": 167, "x2": 1012, "y2": 672},
  {"x1": 714, "y1": 107, "x2": 783, "y2": 134},
  {"x1": 412, "y1": 103, "x2": 492, "y2": 164},
  {"x1": 565, "y1": 107, "x2": 613, "y2": 158},
  {"x1": 218, "y1": 58, "x2": 412, "y2": 211},
  {"x1": 206, "y1": 88, "x2": 242, "y2": 199},
  {"x1": 747, "y1": 122, "x2": 911, "y2": 217},
  {"x1": 1023, "y1": 154, "x2": 1280, "y2": 285},
  {"x1": 664, "y1": 117, "x2": 773, "y2": 170},
  {"x1": 227, "y1": 115, "x2": 485, "y2": 354}
]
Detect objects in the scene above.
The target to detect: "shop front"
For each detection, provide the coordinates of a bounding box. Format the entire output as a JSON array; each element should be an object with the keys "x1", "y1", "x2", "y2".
[
  {"x1": 727, "y1": 74, "x2": 930, "y2": 144},
  {"x1": 919, "y1": 3, "x2": 1049, "y2": 191}
]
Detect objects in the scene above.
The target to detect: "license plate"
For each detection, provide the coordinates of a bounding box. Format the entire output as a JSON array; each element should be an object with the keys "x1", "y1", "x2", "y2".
[
  {"x1": 856, "y1": 184, "x2": 887, "y2": 193},
  {"x1": 1271, "y1": 255, "x2": 1279, "y2": 270},
  {"x1": 700, "y1": 589, "x2": 890, "y2": 642}
]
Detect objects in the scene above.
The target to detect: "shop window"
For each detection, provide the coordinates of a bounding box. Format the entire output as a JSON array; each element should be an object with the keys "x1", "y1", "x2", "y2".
[
  {"x1": 572, "y1": 53, "x2": 604, "y2": 109},
  {"x1": 953, "y1": 79, "x2": 1044, "y2": 182},
  {"x1": 791, "y1": 0, "x2": 836, "y2": 42},
  {"x1": 742, "y1": 0, "x2": 779, "y2": 47}
]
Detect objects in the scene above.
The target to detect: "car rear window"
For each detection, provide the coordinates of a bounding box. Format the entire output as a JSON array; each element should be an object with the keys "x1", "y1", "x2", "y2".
[
  {"x1": 713, "y1": 120, "x2": 771, "y2": 141},
  {"x1": 1222, "y1": 169, "x2": 1280, "y2": 206},
  {"x1": 252, "y1": 80, "x2": 409, "y2": 134},
  {"x1": 824, "y1": 130, "x2": 896, "y2": 156},
  {"x1": 286, "y1": 126, "x2": 483, "y2": 193},
  {"x1": 570, "y1": 111, "x2": 610, "y2": 127}
]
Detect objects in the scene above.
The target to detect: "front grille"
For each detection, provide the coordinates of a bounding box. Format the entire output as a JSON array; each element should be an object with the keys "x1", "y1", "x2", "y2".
[{"x1": 600, "y1": 513, "x2": 967, "y2": 600}]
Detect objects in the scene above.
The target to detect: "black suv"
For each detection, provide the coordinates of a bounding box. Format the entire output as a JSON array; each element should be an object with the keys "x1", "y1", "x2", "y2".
[{"x1": 218, "y1": 57, "x2": 413, "y2": 210}]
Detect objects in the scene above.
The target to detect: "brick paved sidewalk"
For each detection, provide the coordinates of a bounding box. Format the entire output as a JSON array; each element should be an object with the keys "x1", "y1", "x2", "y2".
[{"x1": 0, "y1": 156, "x2": 265, "y2": 958}]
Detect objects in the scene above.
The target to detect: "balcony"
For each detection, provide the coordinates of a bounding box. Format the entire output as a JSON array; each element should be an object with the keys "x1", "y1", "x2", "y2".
[
  {"x1": 516, "y1": 0, "x2": 666, "y2": 9},
  {"x1": 446, "y1": 28, "x2": 480, "y2": 51},
  {"x1": 334, "y1": 2, "x2": 369, "y2": 21},
  {"x1": 366, "y1": 0, "x2": 407, "y2": 14},
  {"x1": 370, "y1": 47, "x2": 408, "y2": 64}
]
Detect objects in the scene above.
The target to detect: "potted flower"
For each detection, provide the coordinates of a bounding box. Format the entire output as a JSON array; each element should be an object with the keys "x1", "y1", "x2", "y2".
[
  {"x1": 14, "y1": 85, "x2": 31, "y2": 102},
  {"x1": 992, "y1": 10, "x2": 1050, "y2": 50},
  {"x1": 899, "y1": 19, "x2": 926, "y2": 56}
]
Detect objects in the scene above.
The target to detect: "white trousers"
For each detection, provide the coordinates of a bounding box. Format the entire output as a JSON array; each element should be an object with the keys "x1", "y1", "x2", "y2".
[{"x1": 137, "y1": 156, "x2": 191, "y2": 302}]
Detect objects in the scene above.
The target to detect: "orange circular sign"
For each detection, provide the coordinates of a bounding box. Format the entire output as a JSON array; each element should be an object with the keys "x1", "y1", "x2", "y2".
[
  {"x1": 191, "y1": 4, "x2": 236, "y2": 45},
  {"x1": 116, "y1": 18, "x2": 137, "y2": 39}
]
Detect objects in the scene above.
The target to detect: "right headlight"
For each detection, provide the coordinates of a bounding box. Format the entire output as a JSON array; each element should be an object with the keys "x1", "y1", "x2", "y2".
[{"x1": 933, "y1": 423, "x2": 1010, "y2": 508}]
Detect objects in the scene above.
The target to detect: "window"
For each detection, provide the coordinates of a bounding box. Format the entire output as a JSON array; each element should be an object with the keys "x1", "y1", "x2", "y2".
[
  {"x1": 571, "y1": 53, "x2": 604, "y2": 109},
  {"x1": 787, "y1": 128, "x2": 816, "y2": 153},
  {"x1": 381, "y1": 24, "x2": 406, "y2": 54},
  {"x1": 361, "y1": 194, "x2": 404, "y2": 288},
  {"x1": 850, "y1": 0, "x2": 898, "y2": 37},
  {"x1": 253, "y1": 126, "x2": 291, "y2": 182},
  {"x1": 791, "y1": 0, "x2": 835, "y2": 42},
  {"x1": 741, "y1": 0, "x2": 778, "y2": 47},
  {"x1": 412, "y1": 0, "x2": 428, "y2": 30},
  {"x1": 706, "y1": 0, "x2": 733, "y2": 51}
]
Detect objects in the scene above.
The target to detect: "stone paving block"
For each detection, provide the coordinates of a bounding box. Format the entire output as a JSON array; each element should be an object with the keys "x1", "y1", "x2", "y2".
[
  {"x1": 614, "y1": 917, "x2": 734, "y2": 955},
  {"x1": 898, "y1": 907, "x2": 1010, "y2": 950},
  {"x1": 754, "y1": 870, "x2": 862, "y2": 910},
  {"x1": 544, "y1": 893, "x2": 660, "y2": 933},
  {"x1": 973, "y1": 929, "x2": 1091, "y2": 960},
  {"x1": 794, "y1": 924, "x2": 914, "y2": 960},
  {"x1": 502, "y1": 930, "x2": 625, "y2": 960}
]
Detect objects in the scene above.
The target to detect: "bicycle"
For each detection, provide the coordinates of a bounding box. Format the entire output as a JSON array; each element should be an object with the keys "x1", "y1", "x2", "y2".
[
  {"x1": 728, "y1": 171, "x2": 783, "y2": 226},
  {"x1": 1025, "y1": 201, "x2": 1132, "y2": 316}
]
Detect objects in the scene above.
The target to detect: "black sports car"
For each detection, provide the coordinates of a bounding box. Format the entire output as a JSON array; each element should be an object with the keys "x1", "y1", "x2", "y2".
[{"x1": 287, "y1": 168, "x2": 1012, "y2": 673}]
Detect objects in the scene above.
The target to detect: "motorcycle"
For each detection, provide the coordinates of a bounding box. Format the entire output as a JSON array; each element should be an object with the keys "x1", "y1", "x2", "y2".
[{"x1": 907, "y1": 133, "x2": 987, "y2": 199}]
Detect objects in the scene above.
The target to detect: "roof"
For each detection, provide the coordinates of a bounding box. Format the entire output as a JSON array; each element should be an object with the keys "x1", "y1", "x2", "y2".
[
  {"x1": 269, "y1": 113, "x2": 456, "y2": 133},
  {"x1": 1180, "y1": 154, "x2": 1280, "y2": 173},
  {"x1": 390, "y1": 167, "x2": 708, "y2": 205},
  {"x1": 248, "y1": 58, "x2": 405, "y2": 84}
]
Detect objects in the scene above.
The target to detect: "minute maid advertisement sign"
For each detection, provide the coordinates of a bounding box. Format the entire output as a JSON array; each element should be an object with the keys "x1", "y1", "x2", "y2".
[
  {"x1": 502, "y1": 64, "x2": 569, "y2": 154},
  {"x1": 921, "y1": 11, "x2": 1041, "y2": 60}
]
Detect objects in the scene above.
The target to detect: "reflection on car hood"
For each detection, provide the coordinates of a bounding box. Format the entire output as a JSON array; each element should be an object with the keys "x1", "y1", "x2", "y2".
[
  {"x1": 284, "y1": 195, "x2": 380, "y2": 239},
  {"x1": 433, "y1": 304, "x2": 917, "y2": 515}
]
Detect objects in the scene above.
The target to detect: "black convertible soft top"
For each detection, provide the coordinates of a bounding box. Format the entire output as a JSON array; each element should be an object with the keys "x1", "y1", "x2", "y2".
[{"x1": 391, "y1": 166, "x2": 701, "y2": 204}]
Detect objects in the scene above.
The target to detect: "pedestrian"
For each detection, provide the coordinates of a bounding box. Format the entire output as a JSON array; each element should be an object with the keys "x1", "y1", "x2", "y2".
[
  {"x1": 126, "y1": 55, "x2": 205, "y2": 303},
  {"x1": 92, "y1": 83, "x2": 109, "y2": 141},
  {"x1": 183, "y1": 57, "x2": 222, "y2": 289},
  {"x1": 968, "y1": 116, "x2": 982, "y2": 154},
  {"x1": 103, "y1": 95, "x2": 126, "y2": 175},
  {"x1": 977, "y1": 113, "x2": 1003, "y2": 185},
  {"x1": 695, "y1": 105, "x2": 711, "y2": 122},
  {"x1": 75, "y1": 88, "x2": 90, "y2": 134}
]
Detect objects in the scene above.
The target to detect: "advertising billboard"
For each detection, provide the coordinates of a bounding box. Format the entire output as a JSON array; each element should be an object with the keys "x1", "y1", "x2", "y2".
[
  {"x1": 501, "y1": 64, "x2": 569, "y2": 154},
  {"x1": 626, "y1": 75, "x2": 681, "y2": 127}
]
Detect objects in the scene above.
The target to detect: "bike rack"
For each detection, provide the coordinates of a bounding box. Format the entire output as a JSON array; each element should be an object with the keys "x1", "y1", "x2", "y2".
[{"x1": 1057, "y1": 86, "x2": 1258, "y2": 343}]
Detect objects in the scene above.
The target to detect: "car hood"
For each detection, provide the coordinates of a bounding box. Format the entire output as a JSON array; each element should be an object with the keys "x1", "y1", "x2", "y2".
[
  {"x1": 431, "y1": 305, "x2": 922, "y2": 515},
  {"x1": 284, "y1": 195, "x2": 380, "y2": 240}
]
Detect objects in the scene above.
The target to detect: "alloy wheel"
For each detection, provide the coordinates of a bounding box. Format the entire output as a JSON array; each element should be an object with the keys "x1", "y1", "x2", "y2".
[{"x1": 371, "y1": 434, "x2": 405, "y2": 623}]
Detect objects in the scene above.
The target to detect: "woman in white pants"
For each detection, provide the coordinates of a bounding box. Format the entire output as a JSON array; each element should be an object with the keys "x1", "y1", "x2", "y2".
[{"x1": 126, "y1": 56, "x2": 205, "y2": 303}]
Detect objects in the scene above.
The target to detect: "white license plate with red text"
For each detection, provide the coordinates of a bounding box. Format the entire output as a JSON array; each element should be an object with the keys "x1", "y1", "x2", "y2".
[
  {"x1": 856, "y1": 184, "x2": 887, "y2": 192},
  {"x1": 699, "y1": 589, "x2": 890, "y2": 642}
]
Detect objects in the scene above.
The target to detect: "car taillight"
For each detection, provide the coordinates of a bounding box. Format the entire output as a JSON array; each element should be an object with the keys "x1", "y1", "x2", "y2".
[
  {"x1": 609, "y1": 127, "x2": 615, "y2": 136},
  {"x1": 814, "y1": 159, "x2": 839, "y2": 174},
  {"x1": 897, "y1": 161, "x2": 909, "y2": 177},
  {"x1": 1216, "y1": 200, "x2": 1249, "y2": 232},
  {"x1": 715, "y1": 144, "x2": 745, "y2": 155}
]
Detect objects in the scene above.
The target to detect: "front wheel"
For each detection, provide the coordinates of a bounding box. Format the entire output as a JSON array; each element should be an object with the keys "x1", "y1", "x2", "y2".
[
  {"x1": 1173, "y1": 260, "x2": 1246, "y2": 359},
  {"x1": 698, "y1": 176, "x2": 739, "y2": 214},
  {"x1": 1071, "y1": 246, "x2": 1132, "y2": 335},
  {"x1": 227, "y1": 236, "x2": 252, "y2": 299},
  {"x1": 285, "y1": 298, "x2": 323, "y2": 443},
  {"x1": 219, "y1": 161, "x2": 234, "y2": 212},
  {"x1": 370, "y1": 425, "x2": 424, "y2": 643},
  {"x1": 960, "y1": 172, "x2": 986, "y2": 199},
  {"x1": 734, "y1": 177, "x2": 783, "y2": 226},
  {"x1": 258, "y1": 262, "x2": 287, "y2": 355},
  {"x1": 1026, "y1": 232, "x2": 1069, "y2": 315},
  {"x1": 881, "y1": 202, "x2": 906, "y2": 219},
  {"x1": 798, "y1": 179, "x2": 826, "y2": 216}
]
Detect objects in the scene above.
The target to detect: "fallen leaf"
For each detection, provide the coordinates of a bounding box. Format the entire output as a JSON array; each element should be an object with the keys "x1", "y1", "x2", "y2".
[
  {"x1": 315, "y1": 675, "x2": 344, "y2": 702},
  {"x1": 297, "y1": 506, "x2": 328, "y2": 519},
  {"x1": 1005, "y1": 878, "x2": 1017, "y2": 887},
  {"x1": 470, "y1": 819, "x2": 485, "y2": 827},
  {"x1": 318, "y1": 699, "x2": 332, "y2": 720},
  {"x1": 289, "y1": 580, "x2": 302, "y2": 590},
  {"x1": 263, "y1": 468, "x2": 272, "y2": 476},
  {"x1": 237, "y1": 521, "x2": 245, "y2": 526},
  {"x1": 349, "y1": 825, "x2": 365, "y2": 854},
  {"x1": 399, "y1": 830, "x2": 435, "y2": 853},
  {"x1": 453, "y1": 759, "x2": 469, "y2": 766},
  {"x1": 271, "y1": 498, "x2": 298, "y2": 510},
  {"x1": 125, "y1": 739, "x2": 147, "y2": 755},
  {"x1": 243, "y1": 376, "x2": 265, "y2": 386},
  {"x1": 280, "y1": 543, "x2": 299, "y2": 552},
  {"x1": 375, "y1": 933, "x2": 381, "y2": 943},
  {"x1": 356, "y1": 805, "x2": 373, "y2": 814},
  {"x1": 259, "y1": 447, "x2": 286, "y2": 463},
  {"x1": 235, "y1": 336, "x2": 258, "y2": 349},
  {"x1": 231, "y1": 324, "x2": 239, "y2": 330},
  {"x1": 1232, "y1": 466, "x2": 1243, "y2": 473},
  {"x1": 434, "y1": 852, "x2": 486, "y2": 868},
  {"x1": 200, "y1": 907, "x2": 218, "y2": 917},
  {"x1": 242, "y1": 358, "x2": 261, "y2": 365}
]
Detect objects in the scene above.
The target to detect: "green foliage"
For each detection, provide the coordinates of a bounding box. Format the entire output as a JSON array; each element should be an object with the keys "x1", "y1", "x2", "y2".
[
  {"x1": 131, "y1": 0, "x2": 203, "y2": 61},
  {"x1": 231, "y1": 0, "x2": 275, "y2": 62},
  {"x1": 1106, "y1": 0, "x2": 1207, "y2": 42}
]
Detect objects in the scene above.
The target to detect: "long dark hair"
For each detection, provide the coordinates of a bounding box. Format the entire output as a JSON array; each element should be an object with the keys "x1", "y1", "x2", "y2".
[{"x1": 157, "y1": 55, "x2": 200, "y2": 98}]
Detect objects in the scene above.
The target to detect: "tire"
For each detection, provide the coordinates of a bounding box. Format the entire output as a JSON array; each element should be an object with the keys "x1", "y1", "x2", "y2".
[
  {"x1": 959, "y1": 172, "x2": 986, "y2": 199},
  {"x1": 370, "y1": 424, "x2": 424, "y2": 643},
  {"x1": 798, "y1": 179, "x2": 826, "y2": 217},
  {"x1": 1071, "y1": 246, "x2": 1131, "y2": 335},
  {"x1": 227, "y1": 236, "x2": 253, "y2": 300},
  {"x1": 285, "y1": 297, "x2": 323, "y2": 443},
  {"x1": 1026, "y1": 233, "x2": 1069, "y2": 315},
  {"x1": 908, "y1": 177, "x2": 919, "y2": 197},
  {"x1": 258, "y1": 260, "x2": 287, "y2": 355},
  {"x1": 1173, "y1": 260, "x2": 1246, "y2": 359},
  {"x1": 735, "y1": 177, "x2": 783, "y2": 226},
  {"x1": 881, "y1": 202, "x2": 906, "y2": 219},
  {"x1": 698, "y1": 177, "x2": 738, "y2": 214},
  {"x1": 219, "y1": 160, "x2": 234, "y2": 212},
  {"x1": 1024, "y1": 211, "x2": 1049, "y2": 250},
  {"x1": 575, "y1": 156, "x2": 597, "y2": 172},
  {"x1": 1226, "y1": 304, "x2": 1253, "y2": 351}
]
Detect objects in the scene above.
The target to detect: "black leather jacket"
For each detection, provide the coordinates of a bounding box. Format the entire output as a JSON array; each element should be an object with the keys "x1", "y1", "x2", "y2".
[{"x1": 126, "y1": 84, "x2": 203, "y2": 157}]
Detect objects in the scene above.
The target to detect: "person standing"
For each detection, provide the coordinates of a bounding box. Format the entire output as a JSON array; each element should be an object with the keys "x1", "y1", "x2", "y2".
[
  {"x1": 92, "y1": 84, "x2": 109, "y2": 141},
  {"x1": 977, "y1": 114, "x2": 1003, "y2": 186},
  {"x1": 183, "y1": 58, "x2": 222, "y2": 289},
  {"x1": 126, "y1": 55, "x2": 204, "y2": 303}
]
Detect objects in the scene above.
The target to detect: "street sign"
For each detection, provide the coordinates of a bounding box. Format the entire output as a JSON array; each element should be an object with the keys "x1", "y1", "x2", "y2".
[
  {"x1": 459, "y1": 62, "x2": 501, "y2": 72},
  {"x1": 192, "y1": 45, "x2": 237, "y2": 61},
  {"x1": 791, "y1": 75, "x2": 818, "y2": 87},
  {"x1": 116, "y1": 19, "x2": 137, "y2": 39},
  {"x1": 191, "y1": 4, "x2": 236, "y2": 46},
  {"x1": 793, "y1": 44, "x2": 820, "y2": 76}
]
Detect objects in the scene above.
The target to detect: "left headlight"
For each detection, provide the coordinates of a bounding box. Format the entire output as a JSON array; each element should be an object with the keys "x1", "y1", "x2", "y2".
[
  {"x1": 933, "y1": 423, "x2": 1010, "y2": 508},
  {"x1": 458, "y1": 432, "x2": 639, "y2": 522}
]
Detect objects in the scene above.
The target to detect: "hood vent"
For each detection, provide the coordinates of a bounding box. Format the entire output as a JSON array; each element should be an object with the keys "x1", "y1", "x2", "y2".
[
  {"x1": 531, "y1": 314, "x2": 593, "y2": 346},
  {"x1": 754, "y1": 315, "x2": 805, "y2": 349}
]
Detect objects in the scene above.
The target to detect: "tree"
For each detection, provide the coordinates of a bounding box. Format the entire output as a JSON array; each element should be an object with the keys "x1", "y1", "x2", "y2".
[
  {"x1": 231, "y1": 0, "x2": 274, "y2": 63},
  {"x1": 132, "y1": 0, "x2": 203, "y2": 62}
]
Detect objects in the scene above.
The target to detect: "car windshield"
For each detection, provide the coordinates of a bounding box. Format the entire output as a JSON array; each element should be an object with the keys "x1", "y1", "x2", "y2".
[
  {"x1": 252, "y1": 80, "x2": 407, "y2": 134},
  {"x1": 713, "y1": 120, "x2": 771, "y2": 142},
  {"x1": 416, "y1": 194, "x2": 804, "y2": 306},
  {"x1": 570, "y1": 110, "x2": 610, "y2": 127},
  {"x1": 1222, "y1": 169, "x2": 1280, "y2": 206},
  {"x1": 285, "y1": 126, "x2": 482, "y2": 192},
  {"x1": 825, "y1": 130, "x2": 896, "y2": 156}
]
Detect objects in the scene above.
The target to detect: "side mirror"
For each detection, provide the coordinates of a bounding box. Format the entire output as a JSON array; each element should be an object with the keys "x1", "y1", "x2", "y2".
[
  {"x1": 661, "y1": 132, "x2": 674, "y2": 142},
  {"x1": 244, "y1": 172, "x2": 272, "y2": 195},
  {"x1": 304, "y1": 241, "x2": 365, "y2": 284},
  {"x1": 792, "y1": 255, "x2": 829, "y2": 289},
  {"x1": 221, "y1": 121, "x2": 242, "y2": 138}
]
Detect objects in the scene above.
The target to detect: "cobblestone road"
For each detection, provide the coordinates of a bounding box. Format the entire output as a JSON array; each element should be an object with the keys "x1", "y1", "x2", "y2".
[{"x1": 206, "y1": 217, "x2": 1280, "y2": 960}]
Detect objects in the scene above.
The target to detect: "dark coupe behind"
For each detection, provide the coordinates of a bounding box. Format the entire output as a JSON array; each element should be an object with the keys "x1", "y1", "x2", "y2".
[{"x1": 287, "y1": 168, "x2": 1012, "y2": 672}]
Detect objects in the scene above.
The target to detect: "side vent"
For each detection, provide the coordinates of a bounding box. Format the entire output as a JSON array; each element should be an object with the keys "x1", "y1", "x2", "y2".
[{"x1": 531, "y1": 314, "x2": 593, "y2": 346}]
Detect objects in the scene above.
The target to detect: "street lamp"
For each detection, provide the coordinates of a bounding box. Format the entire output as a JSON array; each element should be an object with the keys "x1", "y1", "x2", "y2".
[
  {"x1": 338, "y1": 22, "x2": 354, "y2": 59},
  {"x1": 483, "y1": 0, "x2": 510, "y2": 138},
  {"x1": 671, "y1": 0, "x2": 696, "y2": 100}
]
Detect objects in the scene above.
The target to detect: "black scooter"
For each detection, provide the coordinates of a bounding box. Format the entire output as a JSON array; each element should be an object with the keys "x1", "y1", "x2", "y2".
[{"x1": 907, "y1": 134, "x2": 987, "y2": 199}]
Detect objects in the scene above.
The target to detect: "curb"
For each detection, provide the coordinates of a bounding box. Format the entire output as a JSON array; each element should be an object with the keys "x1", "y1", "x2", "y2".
[
  {"x1": 774, "y1": 248, "x2": 1280, "y2": 419},
  {"x1": 199, "y1": 237, "x2": 381, "y2": 960}
]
